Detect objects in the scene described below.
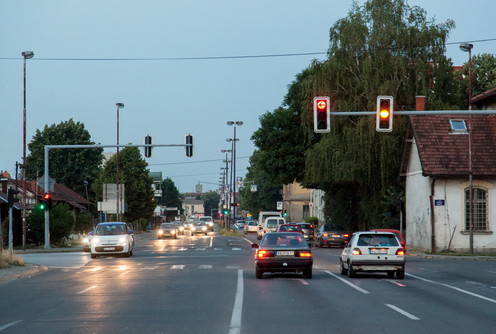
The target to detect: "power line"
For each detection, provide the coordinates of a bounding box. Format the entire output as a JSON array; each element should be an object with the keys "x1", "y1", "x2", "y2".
[{"x1": 149, "y1": 156, "x2": 250, "y2": 166}]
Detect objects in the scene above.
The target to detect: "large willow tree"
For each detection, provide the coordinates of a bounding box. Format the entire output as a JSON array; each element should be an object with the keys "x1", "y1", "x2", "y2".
[{"x1": 302, "y1": 0, "x2": 455, "y2": 229}]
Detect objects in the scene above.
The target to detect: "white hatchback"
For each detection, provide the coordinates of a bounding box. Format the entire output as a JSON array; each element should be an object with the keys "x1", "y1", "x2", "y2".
[
  {"x1": 90, "y1": 222, "x2": 135, "y2": 258},
  {"x1": 340, "y1": 231, "x2": 405, "y2": 279}
]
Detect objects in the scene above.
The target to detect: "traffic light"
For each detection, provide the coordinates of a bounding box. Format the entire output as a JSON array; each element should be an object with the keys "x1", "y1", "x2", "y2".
[
  {"x1": 313, "y1": 96, "x2": 331, "y2": 133},
  {"x1": 7, "y1": 187, "x2": 20, "y2": 207},
  {"x1": 144, "y1": 135, "x2": 152, "y2": 158},
  {"x1": 222, "y1": 209, "x2": 230, "y2": 215},
  {"x1": 376, "y1": 96, "x2": 393, "y2": 132},
  {"x1": 185, "y1": 134, "x2": 193, "y2": 157},
  {"x1": 43, "y1": 192, "x2": 52, "y2": 210}
]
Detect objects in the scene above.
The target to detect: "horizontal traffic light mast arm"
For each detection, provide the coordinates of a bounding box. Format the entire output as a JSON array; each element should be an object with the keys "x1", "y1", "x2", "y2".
[
  {"x1": 329, "y1": 110, "x2": 496, "y2": 116},
  {"x1": 44, "y1": 143, "x2": 189, "y2": 149}
]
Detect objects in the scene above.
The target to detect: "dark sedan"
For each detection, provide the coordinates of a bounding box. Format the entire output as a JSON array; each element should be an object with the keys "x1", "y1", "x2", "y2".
[
  {"x1": 315, "y1": 224, "x2": 350, "y2": 248},
  {"x1": 252, "y1": 232, "x2": 313, "y2": 279}
]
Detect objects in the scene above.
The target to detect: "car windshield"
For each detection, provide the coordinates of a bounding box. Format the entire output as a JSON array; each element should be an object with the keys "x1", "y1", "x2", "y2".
[
  {"x1": 298, "y1": 224, "x2": 312, "y2": 229},
  {"x1": 248, "y1": 222, "x2": 257, "y2": 226},
  {"x1": 95, "y1": 224, "x2": 126, "y2": 236},
  {"x1": 161, "y1": 223, "x2": 174, "y2": 229},
  {"x1": 199, "y1": 217, "x2": 212, "y2": 222},
  {"x1": 279, "y1": 225, "x2": 300, "y2": 232},
  {"x1": 266, "y1": 220, "x2": 278, "y2": 228},
  {"x1": 357, "y1": 234, "x2": 399, "y2": 247},
  {"x1": 195, "y1": 222, "x2": 205, "y2": 226},
  {"x1": 262, "y1": 233, "x2": 306, "y2": 247}
]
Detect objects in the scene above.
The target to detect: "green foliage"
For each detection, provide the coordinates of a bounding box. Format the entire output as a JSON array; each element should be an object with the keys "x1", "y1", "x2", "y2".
[
  {"x1": 25, "y1": 119, "x2": 103, "y2": 201},
  {"x1": 74, "y1": 211, "x2": 95, "y2": 234},
  {"x1": 157, "y1": 178, "x2": 182, "y2": 220},
  {"x1": 27, "y1": 203, "x2": 74, "y2": 245},
  {"x1": 92, "y1": 147, "x2": 155, "y2": 223},
  {"x1": 201, "y1": 191, "x2": 221, "y2": 217},
  {"x1": 305, "y1": 217, "x2": 319, "y2": 226}
]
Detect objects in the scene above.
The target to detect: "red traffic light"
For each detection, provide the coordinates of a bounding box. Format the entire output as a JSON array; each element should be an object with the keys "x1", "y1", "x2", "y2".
[
  {"x1": 43, "y1": 193, "x2": 51, "y2": 200},
  {"x1": 313, "y1": 96, "x2": 331, "y2": 133},
  {"x1": 316, "y1": 99, "x2": 328, "y2": 111}
]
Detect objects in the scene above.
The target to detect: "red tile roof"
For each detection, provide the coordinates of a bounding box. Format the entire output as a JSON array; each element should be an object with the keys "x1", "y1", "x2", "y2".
[{"x1": 410, "y1": 114, "x2": 496, "y2": 177}]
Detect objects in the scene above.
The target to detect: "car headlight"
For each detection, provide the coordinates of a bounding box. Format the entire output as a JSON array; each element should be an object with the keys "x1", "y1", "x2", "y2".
[
  {"x1": 118, "y1": 237, "x2": 126, "y2": 244},
  {"x1": 202, "y1": 226, "x2": 207, "y2": 231},
  {"x1": 171, "y1": 230, "x2": 176, "y2": 234},
  {"x1": 92, "y1": 237, "x2": 100, "y2": 244},
  {"x1": 179, "y1": 226, "x2": 184, "y2": 231},
  {"x1": 158, "y1": 230, "x2": 164, "y2": 235},
  {"x1": 83, "y1": 237, "x2": 89, "y2": 244}
]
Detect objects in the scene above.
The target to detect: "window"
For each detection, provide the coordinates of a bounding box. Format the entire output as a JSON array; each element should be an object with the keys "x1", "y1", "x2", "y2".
[
  {"x1": 449, "y1": 119, "x2": 468, "y2": 133},
  {"x1": 465, "y1": 188, "x2": 488, "y2": 231}
]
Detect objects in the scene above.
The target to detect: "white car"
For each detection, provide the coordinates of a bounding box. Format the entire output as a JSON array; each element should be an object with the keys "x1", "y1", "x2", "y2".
[
  {"x1": 199, "y1": 216, "x2": 214, "y2": 231},
  {"x1": 244, "y1": 221, "x2": 259, "y2": 233},
  {"x1": 90, "y1": 222, "x2": 135, "y2": 258},
  {"x1": 340, "y1": 231, "x2": 405, "y2": 279}
]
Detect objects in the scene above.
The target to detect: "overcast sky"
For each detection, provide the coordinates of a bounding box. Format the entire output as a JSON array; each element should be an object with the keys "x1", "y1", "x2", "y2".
[{"x1": 1, "y1": 0, "x2": 495, "y2": 193}]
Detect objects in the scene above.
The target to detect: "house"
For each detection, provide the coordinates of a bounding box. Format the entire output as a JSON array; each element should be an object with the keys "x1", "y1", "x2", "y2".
[
  {"x1": 182, "y1": 197, "x2": 204, "y2": 219},
  {"x1": 282, "y1": 182, "x2": 311, "y2": 222},
  {"x1": 402, "y1": 95, "x2": 496, "y2": 253}
]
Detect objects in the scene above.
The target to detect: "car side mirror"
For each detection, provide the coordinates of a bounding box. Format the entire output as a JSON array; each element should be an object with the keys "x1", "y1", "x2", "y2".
[
  {"x1": 128, "y1": 230, "x2": 134, "y2": 234},
  {"x1": 88, "y1": 231, "x2": 94, "y2": 236},
  {"x1": 251, "y1": 244, "x2": 259, "y2": 249}
]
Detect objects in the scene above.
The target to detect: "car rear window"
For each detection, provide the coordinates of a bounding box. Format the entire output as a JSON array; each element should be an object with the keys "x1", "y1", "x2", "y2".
[
  {"x1": 263, "y1": 234, "x2": 305, "y2": 247},
  {"x1": 357, "y1": 234, "x2": 399, "y2": 247}
]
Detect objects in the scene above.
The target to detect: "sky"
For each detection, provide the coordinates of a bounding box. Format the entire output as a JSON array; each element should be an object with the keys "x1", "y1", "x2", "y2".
[{"x1": 1, "y1": 0, "x2": 496, "y2": 194}]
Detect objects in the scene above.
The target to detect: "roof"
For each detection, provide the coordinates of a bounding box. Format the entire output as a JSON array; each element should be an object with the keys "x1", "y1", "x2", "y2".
[{"x1": 409, "y1": 114, "x2": 496, "y2": 177}]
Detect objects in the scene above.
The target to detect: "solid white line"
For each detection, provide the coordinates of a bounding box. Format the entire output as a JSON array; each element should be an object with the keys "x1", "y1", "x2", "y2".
[
  {"x1": 407, "y1": 273, "x2": 496, "y2": 304},
  {"x1": 210, "y1": 237, "x2": 214, "y2": 248},
  {"x1": 325, "y1": 271, "x2": 370, "y2": 294},
  {"x1": 297, "y1": 279, "x2": 309, "y2": 285},
  {"x1": 0, "y1": 320, "x2": 22, "y2": 331},
  {"x1": 229, "y1": 269, "x2": 244, "y2": 334},
  {"x1": 77, "y1": 285, "x2": 97, "y2": 294},
  {"x1": 386, "y1": 304, "x2": 420, "y2": 320}
]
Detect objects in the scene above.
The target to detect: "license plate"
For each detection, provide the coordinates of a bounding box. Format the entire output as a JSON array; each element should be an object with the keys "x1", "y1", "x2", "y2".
[
  {"x1": 103, "y1": 247, "x2": 116, "y2": 251},
  {"x1": 276, "y1": 251, "x2": 294, "y2": 256},
  {"x1": 332, "y1": 234, "x2": 341, "y2": 238},
  {"x1": 370, "y1": 248, "x2": 388, "y2": 254}
]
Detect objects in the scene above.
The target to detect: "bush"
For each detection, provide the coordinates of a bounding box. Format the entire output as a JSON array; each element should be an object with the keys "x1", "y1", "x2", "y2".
[
  {"x1": 27, "y1": 203, "x2": 75, "y2": 245},
  {"x1": 305, "y1": 217, "x2": 319, "y2": 226}
]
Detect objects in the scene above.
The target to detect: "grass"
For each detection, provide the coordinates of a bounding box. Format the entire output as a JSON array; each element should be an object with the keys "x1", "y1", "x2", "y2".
[{"x1": 0, "y1": 252, "x2": 25, "y2": 269}]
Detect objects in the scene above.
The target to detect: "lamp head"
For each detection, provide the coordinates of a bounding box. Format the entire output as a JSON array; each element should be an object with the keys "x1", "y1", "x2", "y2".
[
  {"x1": 459, "y1": 42, "x2": 473, "y2": 52},
  {"x1": 22, "y1": 51, "x2": 34, "y2": 59}
]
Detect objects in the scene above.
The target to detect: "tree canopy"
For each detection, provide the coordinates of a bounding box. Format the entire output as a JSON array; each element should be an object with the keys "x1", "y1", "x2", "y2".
[{"x1": 26, "y1": 119, "x2": 103, "y2": 200}]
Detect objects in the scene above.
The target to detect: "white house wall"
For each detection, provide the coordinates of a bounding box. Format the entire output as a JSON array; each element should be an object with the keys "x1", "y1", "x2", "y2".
[{"x1": 405, "y1": 139, "x2": 432, "y2": 251}]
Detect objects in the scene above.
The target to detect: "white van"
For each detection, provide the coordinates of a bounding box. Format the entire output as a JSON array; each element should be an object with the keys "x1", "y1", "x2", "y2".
[{"x1": 257, "y1": 217, "x2": 286, "y2": 239}]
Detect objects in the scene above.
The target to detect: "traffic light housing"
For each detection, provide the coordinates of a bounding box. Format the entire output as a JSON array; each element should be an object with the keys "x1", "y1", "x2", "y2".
[
  {"x1": 185, "y1": 134, "x2": 193, "y2": 157},
  {"x1": 144, "y1": 135, "x2": 152, "y2": 158},
  {"x1": 313, "y1": 96, "x2": 331, "y2": 133},
  {"x1": 222, "y1": 209, "x2": 230, "y2": 215},
  {"x1": 7, "y1": 187, "x2": 20, "y2": 207},
  {"x1": 376, "y1": 96, "x2": 393, "y2": 132},
  {"x1": 42, "y1": 192, "x2": 52, "y2": 210}
]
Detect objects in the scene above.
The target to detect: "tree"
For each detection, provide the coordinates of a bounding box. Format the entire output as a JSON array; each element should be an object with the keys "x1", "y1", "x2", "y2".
[
  {"x1": 25, "y1": 119, "x2": 103, "y2": 201},
  {"x1": 456, "y1": 53, "x2": 496, "y2": 108},
  {"x1": 157, "y1": 178, "x2": 182, "y2": 221},
  {"x1": 93, "y1": 147, "x2": 155, "y2": 225},
  {"x1": 201, "y1": 191, "x2": 221, "y2": 218},
  {"x1": 27, "y1": 203, "x2": 74, "y2": 245}
]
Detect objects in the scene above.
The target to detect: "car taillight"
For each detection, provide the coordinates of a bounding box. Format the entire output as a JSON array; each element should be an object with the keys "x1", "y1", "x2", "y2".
[
  {"x1": 343, "y1": 234, "x2": 349, "y2": 238},
  {"x1": 323, "y1": 233, "x2": 329, "y2": 237},
  {"x1": 297, "y1": 251, "x2": 312, "y2": 258},
  {"x1": 352, "y1": 248, "x2": 362, "y2": 255},
  {"x1": 396, "y1": 248, "x2": 405, "y2": 256},
  {"x1": 257, "y1": 250, "x2": 273, "y2": 259}
]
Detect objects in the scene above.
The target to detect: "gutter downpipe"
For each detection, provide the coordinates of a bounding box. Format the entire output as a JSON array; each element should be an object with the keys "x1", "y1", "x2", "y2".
[{"x1": 430, "y1": 178, "x2": 437, "y2": 253}]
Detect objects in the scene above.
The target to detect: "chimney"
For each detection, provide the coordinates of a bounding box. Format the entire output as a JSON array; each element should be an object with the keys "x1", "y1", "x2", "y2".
[{"x1": 416, "y1": 96, "x2": 426, "y2": 111}]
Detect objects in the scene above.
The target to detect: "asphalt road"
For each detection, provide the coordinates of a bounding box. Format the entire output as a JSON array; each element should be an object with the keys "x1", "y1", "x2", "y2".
[{"x1": 1, "y1": 229, "x2": 496, "y2": 333}]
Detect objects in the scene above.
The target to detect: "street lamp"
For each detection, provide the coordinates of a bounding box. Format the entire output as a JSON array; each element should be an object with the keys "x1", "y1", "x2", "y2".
[
  {"x1": 460, "y1": 42, "x2": 474, "y2": 253},
  {"x1": 116, "y1": 102, "x2": 124, "y2": 221},
  {"x1": 21, "y1": 50, "x2": 34, "y2": 250},
  {"x1": 227, "y1": 121, "x2": 243, "y2": 225}
]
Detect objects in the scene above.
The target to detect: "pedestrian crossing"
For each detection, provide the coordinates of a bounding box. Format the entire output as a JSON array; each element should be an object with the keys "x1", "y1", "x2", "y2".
[{"x1": 80, "y1": 263, "x2": 243, "y2": 272}]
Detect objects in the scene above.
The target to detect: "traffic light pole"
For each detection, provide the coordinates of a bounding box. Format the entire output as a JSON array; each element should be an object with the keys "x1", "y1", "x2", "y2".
[{"x1": 42, "y1": 142, "x2": 191, "y2": 249}]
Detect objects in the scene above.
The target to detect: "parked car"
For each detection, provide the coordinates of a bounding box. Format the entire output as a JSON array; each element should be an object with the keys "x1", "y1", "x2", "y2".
[
  {"x1": 295, "y1": 222, "x2": 315, "y2": 241},
  {"x1": 315, "y1": 224, "x2": 350, "y2": 248},
  {"x1": 277, "y1": 224, "x2": 304, "y2": 234},
  {"x1": 191, "y1": 221, "x2": 208, "y2": 235},
  {"x1": 90, "y1": 222, "x2": 134, "y2": 258},
  {"x1": 244, "y1": 221, "x2": 259, "y2": 233},
  {"x1": 157, "y1": 222, "x2": 178, "y2": 239},
  {"x1": 370, "y1": 229, "x2": 406, "y2": 252},
  {"x1": 252, "y1": 232, "x2": 313, "y2": 279},
  {"x1": 340, "y1": 231, "x2": 405, "y2": 279},
  {"x1": 199, "y1": 216, "x2": 214, "y2": 231}
]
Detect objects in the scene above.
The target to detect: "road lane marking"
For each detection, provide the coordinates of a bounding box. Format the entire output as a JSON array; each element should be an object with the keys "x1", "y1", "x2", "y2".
[
  {"x1": 0, "y1": 320, "x2": 22, "y2": 332},
  {"x1": 296, "y1": 279, "x2": 309, "y2": 285},
  {"x1": 384, "y1": 279, "x2": 406, "y2": 287},
  {"x1": 407, "y1": 273, "x2": 496, "y2": 304},
  {"x1": 229, "y1": 269, "x2": 244, "y2": 334},
  {"x1": 386, "y1": 304, "x2": 420, "y2": 320},
  {"x1": 199, "y1": 265, "x2": 212, "y2": 269},
  {"x1": 325, "y1": 271, "x2": 370, "y2": 294},
  {"x1": 143, "y1": 266, "x2": 158, "y2": 270},
  {"x1": 77, "y1": 286, "x2": 97, "y2": 294},
  {"x1": 170, "y1": 265, "x2": 185, "y2": 269},
  {"x1": 210, "y1": 237, "x2": 214, "y2": 248},
  {"x1": 232, "y1": 248, "x2": 241, "y2": 251}
]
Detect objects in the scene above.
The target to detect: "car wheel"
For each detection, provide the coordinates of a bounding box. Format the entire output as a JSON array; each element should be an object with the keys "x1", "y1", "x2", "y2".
[
  {"x1": 174, "y1": 235, "x2": 177, "y2": 239},
  {"x1": 303, "y1": 268, "x2": 312, "y2": 279},
  {"x1": 396, "y1": 267, "x2": 405, "y2": 279},
  {"x1": 347, "y1": 263, "x2": 356, "y2": 278},
  {"x1": 256, "y1": 268, "x2": 263, "y2": 279},
  {"x1": 340, "y1": 259, "x2": 348, "y2": 275},
  {"x1": 91, "y1": 253, "x2": 97, "y2": 259},
  {"x1": 387, "y1": 271, "x2": 395, "y2": 278},
  {"x1": 318, "y1": 239, "x2": 323, "y2": 248}
]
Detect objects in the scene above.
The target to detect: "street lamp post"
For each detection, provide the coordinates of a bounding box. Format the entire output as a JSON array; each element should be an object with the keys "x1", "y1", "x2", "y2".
[
  {"x1": 116, "y1": 102, "x2": 124, "y2": 221},
  {"x1": 460, "y1": 42, "x2": 474, "y2": 254},
  {"x1": 227, "y1": 121, "x2": 243, "y2": 226},
  {"x1": 221, "y1": 149, "x2": 232, "y2": 228},
  {"x1": 21, "y1": 50, "x2": 34, "y2": 250}
]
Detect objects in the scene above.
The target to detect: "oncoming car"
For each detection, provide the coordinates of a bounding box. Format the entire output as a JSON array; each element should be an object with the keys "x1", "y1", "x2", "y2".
[
  {"x1": 157, "y1": 222, "x2": 178, "y2": 239},
  {"x1": 199, "y1": 216, "x2": 214, "y2": 231},
  {"x1": 191, "y1": 221, "x2": 208, "y2": 235},
  {"x1": 252, "y1": 232, "x2": 313, "y2": 279},
  {"x1": 340, "y1": 231, "x2": 405, "y2": 279},
  {"x1": 90, "y1": 222, "x2": 135, "y2": 258}
]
